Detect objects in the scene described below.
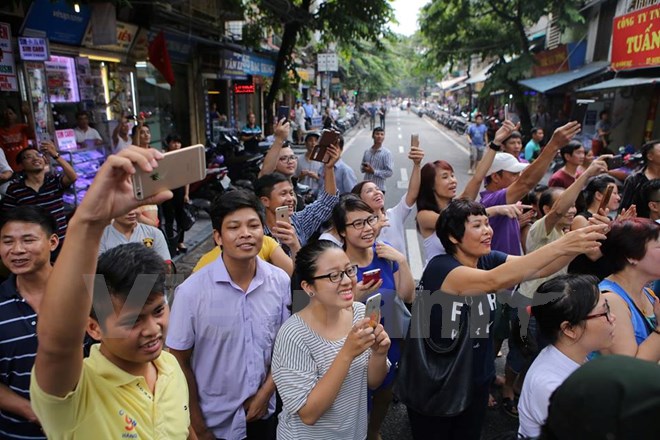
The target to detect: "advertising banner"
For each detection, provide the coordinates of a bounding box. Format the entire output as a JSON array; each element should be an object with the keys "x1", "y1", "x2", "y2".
[
  {"x1": 0, "y1": 22, "x2": 18, "y2": 92},
  {"x1": 612, "y1": 3, "x2": 660, "y2": 71}
]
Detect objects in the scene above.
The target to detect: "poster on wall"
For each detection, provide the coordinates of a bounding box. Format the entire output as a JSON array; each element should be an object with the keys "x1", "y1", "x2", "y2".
[
  {"x1": 0, "y1": 22, "x2": 19, "y2": 92},
  {"x1": 45, "y1": 55, "x2": 80, "y2": 103}
]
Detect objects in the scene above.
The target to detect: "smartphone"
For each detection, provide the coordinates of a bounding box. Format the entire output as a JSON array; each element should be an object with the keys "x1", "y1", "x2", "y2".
[
  {"x1": 411, "y1": 134, "x2": 419, "y2": 148},
  {"x1": 277, "y1": 106, "x2": 289, "y2": 123},
  {"x1": 504, "y1": 104, "x2": 509, "y2": 121},
  {"x1": 275, "y1": 205, "x2": 290, "y2": 223},
  {"x1": 310, "y1": 129, "x2": 340, "y2": 163},
  {"x1": 597, "y1": 185, "x2": 614, "y2": 213},
  {"x1": 132, "y1": 144, "x2": 206, "y2": 201},
  {"x1": 605, "y1": 154, "x2": 624, "y2": 169},
  {"x1": 362, "y1": 268, "x2": 381, "y2": 285},
  {"x1": 365, "y1": 293, "x2": 382, "y2": 328},
  {"x1": 570, "y1": 104, "x2": 589, "y2": 124}
]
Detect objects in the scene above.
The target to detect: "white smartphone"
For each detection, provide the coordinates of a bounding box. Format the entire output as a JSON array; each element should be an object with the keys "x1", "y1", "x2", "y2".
[
  {"x1": 504, "y1": 104, "x2": 510, "y2": 121},
  {"x1": 275, "y1": 206, "x2": 290, "y2": 223},
  {"x1": 365, "y1": 293, "x2": 382, "y2": 328},
  {"x1": 132, "y1": 144, "x2": 206, "y2": 201}
]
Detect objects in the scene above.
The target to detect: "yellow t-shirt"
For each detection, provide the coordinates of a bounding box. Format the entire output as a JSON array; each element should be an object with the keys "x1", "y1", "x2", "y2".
[
  {"x1": 193, "y1": 235, "x2": 279, "y2": 272},
  {"x1": 30, "y1": 344, "x2": 190, "y2": 439}
]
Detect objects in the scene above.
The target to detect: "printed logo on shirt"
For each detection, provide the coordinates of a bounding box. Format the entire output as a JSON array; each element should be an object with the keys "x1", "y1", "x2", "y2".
[
  {"x1": 119, "y1": 409, "x2": 138, "y2": 438},
  {"x1": 142, "y1": 238, "x2": 154, "y2": 248}
]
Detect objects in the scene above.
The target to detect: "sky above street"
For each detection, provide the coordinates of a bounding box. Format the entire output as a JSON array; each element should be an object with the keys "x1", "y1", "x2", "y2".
[{"x1": 390, "y1": 0, "x2": 428, "y2": 36}]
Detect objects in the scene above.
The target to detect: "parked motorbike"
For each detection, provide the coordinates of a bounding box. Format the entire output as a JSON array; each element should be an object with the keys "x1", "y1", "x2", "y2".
[{"x1": 188, "y1": 140, "x2": 230, "y2": 216}]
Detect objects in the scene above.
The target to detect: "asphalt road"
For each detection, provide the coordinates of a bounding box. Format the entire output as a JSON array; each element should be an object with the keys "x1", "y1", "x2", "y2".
[{"x1": 174, "y1": 109, "x2": 520, "y2": 439}]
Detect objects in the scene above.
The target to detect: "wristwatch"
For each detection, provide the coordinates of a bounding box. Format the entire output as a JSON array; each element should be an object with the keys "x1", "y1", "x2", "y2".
[
  {"x1": 51, "y1": 152, "x2": 60, "y2": 159},
  {"x1": 488, "y1": 141, "x2": 501, "y2": 151}
]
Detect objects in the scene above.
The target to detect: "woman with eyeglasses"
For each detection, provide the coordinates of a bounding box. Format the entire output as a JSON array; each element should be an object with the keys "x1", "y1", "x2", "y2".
[
  {"x1": 598, "y1": 218, "x2": 660, "y2": 362},
  {"x1": 272, "y1": 240, "x2": 391, "y2": 439},
  {"x1": 334, "y1": 196, "x2": 414, "y2": 440},
  {"x1": 518, "y1": 274, "x2": 616, "y2": 439},
  {"x1": 351, "y1": 144, "x2": 424, "y2": 255}
]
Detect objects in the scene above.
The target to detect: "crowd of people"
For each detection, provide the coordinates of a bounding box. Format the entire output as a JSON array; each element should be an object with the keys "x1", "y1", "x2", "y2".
[{"x1": 0, "y1": 102, "x2": 659, "y2": 440}]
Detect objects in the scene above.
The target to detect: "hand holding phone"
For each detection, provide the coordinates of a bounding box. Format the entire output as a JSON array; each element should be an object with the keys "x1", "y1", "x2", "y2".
[
  {"x1": 411, "y1": 134, "x2": 419, "y2": 148},
  {"x1": 310, "y1": 129, "x2": 340, "y2": 163},
  {"x1": 597, "y1": 185, "x2": 614, "y2": 213},
  {"x1": 275, "y1": 206, "x2": 290, "y2": 223},
  {"x1": 277, "y1": 106, "x2": 290, "y2": 123},
  {"x1": 362, "y1": 268, "x2": 381, "y2": 285},
  {"x1": 605, "y1": 154, "x2": 624, "y2": 170},
  {"x1": 365, "y1": 293, "x2": 382, "y2": 328},
  {"x1": 133, "y1": 144, "x2": 206, "y2": 201}
]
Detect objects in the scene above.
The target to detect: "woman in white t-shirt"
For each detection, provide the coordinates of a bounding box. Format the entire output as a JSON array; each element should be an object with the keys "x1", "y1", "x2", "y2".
[
  {"x1": 351, "y1": 145, "x2": 424, "y2": 256},
  {"x1": 272, "y1": 240, "x2": 390, "y2": 440},
  {"x1": 518, "y1": 274, "x2": 616, "y2": 438}
]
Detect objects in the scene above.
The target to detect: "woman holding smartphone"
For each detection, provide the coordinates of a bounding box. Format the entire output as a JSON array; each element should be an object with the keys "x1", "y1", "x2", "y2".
[
  {"x1": 334, "y1": 197, "x2": 414, "y2": 440},
  {"x1": 272, "y1": 240, "x2": 391, "y2": 439},
  {"x1": 570, "y1": 175, "x2": 621, "y2": 230},
  {"x1": 405, "y1": 199, "x2": 606, "y2": 440}
]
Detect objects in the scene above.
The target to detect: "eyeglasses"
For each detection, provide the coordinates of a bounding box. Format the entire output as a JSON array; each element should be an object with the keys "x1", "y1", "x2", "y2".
[
  {"x1": 346, "y1": 214, "x2": 379, "y2": 230},
  {"x1": 311, "y1": 265, "x2": 358, "y2": 284},
  {"x1": 278, "y1": 155, "x2": 298, "y2": 163},
  {"x1": 585, "y1": 299, "x2": 612, "y2": 323},
  {"x1": 22, "y1": 153, "x2": 44, "y2": 161}
]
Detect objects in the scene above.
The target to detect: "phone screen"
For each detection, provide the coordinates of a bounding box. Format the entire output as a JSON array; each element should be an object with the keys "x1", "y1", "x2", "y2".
[
  {"x1": 365, "y1": 293, "x2": 382, "y2": 328},
  {"x1": 277, "y1": 106, "x2": 289, "y2": 122}
]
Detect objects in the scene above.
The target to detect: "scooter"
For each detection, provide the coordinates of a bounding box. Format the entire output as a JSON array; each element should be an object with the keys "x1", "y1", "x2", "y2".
[{"x1": 188, "y1": 140, "x2": 230, "y2": 215}]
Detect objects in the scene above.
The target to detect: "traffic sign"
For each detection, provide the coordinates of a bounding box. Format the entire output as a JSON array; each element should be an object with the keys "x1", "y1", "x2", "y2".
[{"x1": 317, "y1": 53, "x2": 338, "y2": 72}]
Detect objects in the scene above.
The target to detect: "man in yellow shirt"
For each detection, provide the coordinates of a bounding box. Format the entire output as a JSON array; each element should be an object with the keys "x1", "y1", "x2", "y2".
[{"x1": 30, "y1": 147, "x2": 195, "y2": 439}]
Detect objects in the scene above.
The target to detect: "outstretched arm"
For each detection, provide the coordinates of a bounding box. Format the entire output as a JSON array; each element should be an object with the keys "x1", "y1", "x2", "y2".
[
  {"x1": 258, "y1": 120, "x2": 289, "y2": 177},
  {"x1": 404, "y1": 146, "x2": 424, "y2": 207},
  {"x1": 34, "y1": 147, "x2": 172, "y2": 397}
]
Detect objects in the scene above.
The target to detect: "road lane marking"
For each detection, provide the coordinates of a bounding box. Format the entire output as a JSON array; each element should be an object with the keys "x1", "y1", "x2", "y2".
[
  {"x1": 400, "y1": 167, "x2": 409, "y2": 182},
  {"x1": 343, "y1": 128, "x2": 364, "y2": 153},
  {"x1": 398, "y1": 146, "x2": 404, "y2": 153},
  {"x1": 422, "y1": 117, "x2": 470, "y2": 156},
  {"x1": 406, "y1": 229, "x2": 424, "y2": 280}
]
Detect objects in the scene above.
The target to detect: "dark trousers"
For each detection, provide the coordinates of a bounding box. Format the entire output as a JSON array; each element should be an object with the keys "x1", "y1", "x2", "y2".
[
  {"x1": 407, "y1": 381, "x2": 490, "y2": 440},
  {"x1": 217, "y1": 415, "x2": 276, "y2": 440},
  {"x1": 161, "y1": 186, "x2": 185, "y2": 249}
]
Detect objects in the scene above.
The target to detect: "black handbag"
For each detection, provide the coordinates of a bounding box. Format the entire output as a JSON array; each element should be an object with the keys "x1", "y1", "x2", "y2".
[
  {"x1": 393, "y1": 291, "x2": 474, "y2": 417},
  {"x1": 179, "y1": 203, "x2": 196, "y2": 232}
]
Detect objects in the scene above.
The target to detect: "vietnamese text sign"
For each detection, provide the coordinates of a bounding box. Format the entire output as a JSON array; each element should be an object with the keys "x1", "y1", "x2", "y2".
[
  {"x1": 0, "y1": 22, "x2": 18, "y2": 92},
  {"x1": 18, "y1": 37, "x2": 49, "y2": 61},
  {"x1": 533, "y1": 45, "x2": 569, "y2": 77},
  {"x1": 611, "y1": 3, "x2": 660, "y2": 71},
  {"x1": 82, "y1": 21, "x2": 138, "y2": 54}
]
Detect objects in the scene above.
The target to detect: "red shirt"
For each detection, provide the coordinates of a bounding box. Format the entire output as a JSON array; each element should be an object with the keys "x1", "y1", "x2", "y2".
[
  {"x1": 0, "y1": 124, "x2": 31, "y2": 171},
  {"x1": 548, "y1": 168, "x2": 582, "y2": 189}
]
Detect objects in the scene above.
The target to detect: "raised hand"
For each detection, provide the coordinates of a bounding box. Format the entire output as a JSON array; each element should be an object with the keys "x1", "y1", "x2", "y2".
[
  {"x1": 274, "y1": 118, "x2": 290, "y2": 141},
  {"x1": 408, "y1": 145, "x2": 425, "y2": 165},
  {"x1": 493, "y1": 120, "x2": 519, "y2": 145},
  {"x1": 548, "y1": 121, "x2": 581, "y2": 149},
  {"x1": 558, "y1": 223, "x2": 608, "y2": 255}
]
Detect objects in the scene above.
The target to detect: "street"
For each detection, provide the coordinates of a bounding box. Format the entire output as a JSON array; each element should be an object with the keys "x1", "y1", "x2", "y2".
[{"x1": 176, "y1": 109, "x2": 520, "y2": 440}]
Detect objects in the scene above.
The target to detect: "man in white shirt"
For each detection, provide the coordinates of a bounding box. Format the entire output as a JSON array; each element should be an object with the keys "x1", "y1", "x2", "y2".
[{"x1": 73, "y1": 111, "x2": 103, "y2": 146}]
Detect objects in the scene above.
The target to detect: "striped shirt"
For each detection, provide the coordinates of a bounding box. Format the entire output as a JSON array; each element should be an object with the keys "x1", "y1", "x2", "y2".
[
  {"x1": 2, "y1": 173, "x2": 68, "y2": 240},
  {"x1": 272, "y1": 302, "x2": 372, "y2": 440},
  {"x1": 263, "y1": 190, "x2": 339, "y2": 254},
  {"x1": 361, "y1": 146, "x2": 393, "y2": 191},
  {"x1": 0, "y1": 276, "x2": 45, "y2": 439}
]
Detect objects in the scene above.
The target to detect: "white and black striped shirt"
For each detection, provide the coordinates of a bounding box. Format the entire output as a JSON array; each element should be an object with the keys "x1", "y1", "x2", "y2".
[{"x1": 272, "y1": 302, "x2": 371, "y2": 440}]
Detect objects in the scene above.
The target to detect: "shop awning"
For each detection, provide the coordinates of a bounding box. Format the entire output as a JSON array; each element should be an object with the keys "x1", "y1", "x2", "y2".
[
  {"x1": 466, "y1": 64, "x2": 494, "y2": 84},
  {"x1": 437, "y1": 75, "x2": 468, "y2": 90},
  {"x1": 577, "y1": 77, "x2": 660, "y2": 92},
  {"x1": 519, "y1": 61, "x2": 610, "y2": 93},
  {"x1": 449, "y1": 83, "x2": 468, "y2": 92}
]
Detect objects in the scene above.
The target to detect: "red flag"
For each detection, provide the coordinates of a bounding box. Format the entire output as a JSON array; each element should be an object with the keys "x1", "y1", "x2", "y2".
[{"x1": 148, "y1": 31, "x2": 175, "y2": 86}]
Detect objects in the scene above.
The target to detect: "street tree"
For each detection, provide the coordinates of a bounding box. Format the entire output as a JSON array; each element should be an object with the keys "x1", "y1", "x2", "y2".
[
  {"x1": 245, "y1": 0, "x2": 393, "y2": 127},
  {"x1": 419, "y1": 0, "x2": 583, "y2": 132}
]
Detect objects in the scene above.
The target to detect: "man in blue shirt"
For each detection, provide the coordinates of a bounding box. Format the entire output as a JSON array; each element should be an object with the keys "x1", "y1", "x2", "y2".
[
  {"x1": 302, "y1": 98, "x2": 314, "y2": 129},
  {"x1": 0, "y1": 206, "x2": 59, "y2": 439},
  {"x1": 467, "y1": 113, "x2": 488, "y2": 175},
  {"x1": 240, "y1": 112, "x2": 263, "y2": 152}
]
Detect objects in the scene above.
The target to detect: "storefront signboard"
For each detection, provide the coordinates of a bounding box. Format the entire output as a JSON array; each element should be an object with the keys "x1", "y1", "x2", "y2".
[
  {"x1": 82, "y1": 21, "x2": 138, "y2": 54},
  {"x1": 221, "y1": 50, "x2": 247, "y2": 80},
  {"x1": 0, "y1": 22, "x2": 18, "y2": 92},
  {"x1": 23, "y1": 0, "x2": 91, "y2": 46},
  {"x1": 243, "y1": 53, "x2": 276, "y2": 77},
  {"x1": 18, "y1": 37, "x2": 49, "y2": 61},
  {"x1": 234, "y1": 83, "x2": 255, "y2": 94},
  {"x1": 55, "y1": 128, "x2": 77, "y2": 151},
  {"x1": 612, "y1": 3, "x2": 660, "y2": 71}
]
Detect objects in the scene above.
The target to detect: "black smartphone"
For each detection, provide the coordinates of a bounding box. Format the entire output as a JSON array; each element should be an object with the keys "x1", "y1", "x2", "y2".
[
  {"x1": 277, "y1": 106, "x2": 290, "y2": 123},
  {"x1": 570, "y1": 104, "x2": 589, "y2": 124},
  {"x1": 606, "y1": 154, "x2": 624, "y2": 169}
]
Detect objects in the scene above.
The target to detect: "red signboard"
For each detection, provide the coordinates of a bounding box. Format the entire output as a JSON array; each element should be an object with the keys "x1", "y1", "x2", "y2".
[
  {"x1": 612, "y1": 3, "x2": 660, "y2": 71},
  {"x1": 533, "y1": 45, "x2": 569, "y2": 77},
  {"x1": 233, "y1": 83, "x2": 255, "y2": 94}
]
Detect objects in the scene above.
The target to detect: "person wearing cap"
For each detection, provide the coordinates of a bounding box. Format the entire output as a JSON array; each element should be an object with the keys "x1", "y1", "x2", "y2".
[
  {"x1": 296, "y1": 132, "x2": 323, "y2": 196},
  {"x1": 467, "y1": 113, "x2": 488, "y2": 175}
]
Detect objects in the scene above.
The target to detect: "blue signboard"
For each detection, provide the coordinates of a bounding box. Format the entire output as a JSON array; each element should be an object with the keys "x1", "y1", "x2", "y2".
[
  {"x1": 23, "y1": 0, "x2": 91, "y2": 46},
  {"x1": 243, "y1": 53, "x2": 276, "y2": 77},
  {"x1": 221, "y1": 50, "x2": 247, "y2": 80}
]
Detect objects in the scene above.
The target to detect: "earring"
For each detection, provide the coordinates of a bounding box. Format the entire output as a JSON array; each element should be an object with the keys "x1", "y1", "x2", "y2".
[
  {"x1": 306, "y1": 291, "x2": 315, "y2": 298},
  {"x1": 628, "y1": 260, "x2": 638, "y2": 266}
]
